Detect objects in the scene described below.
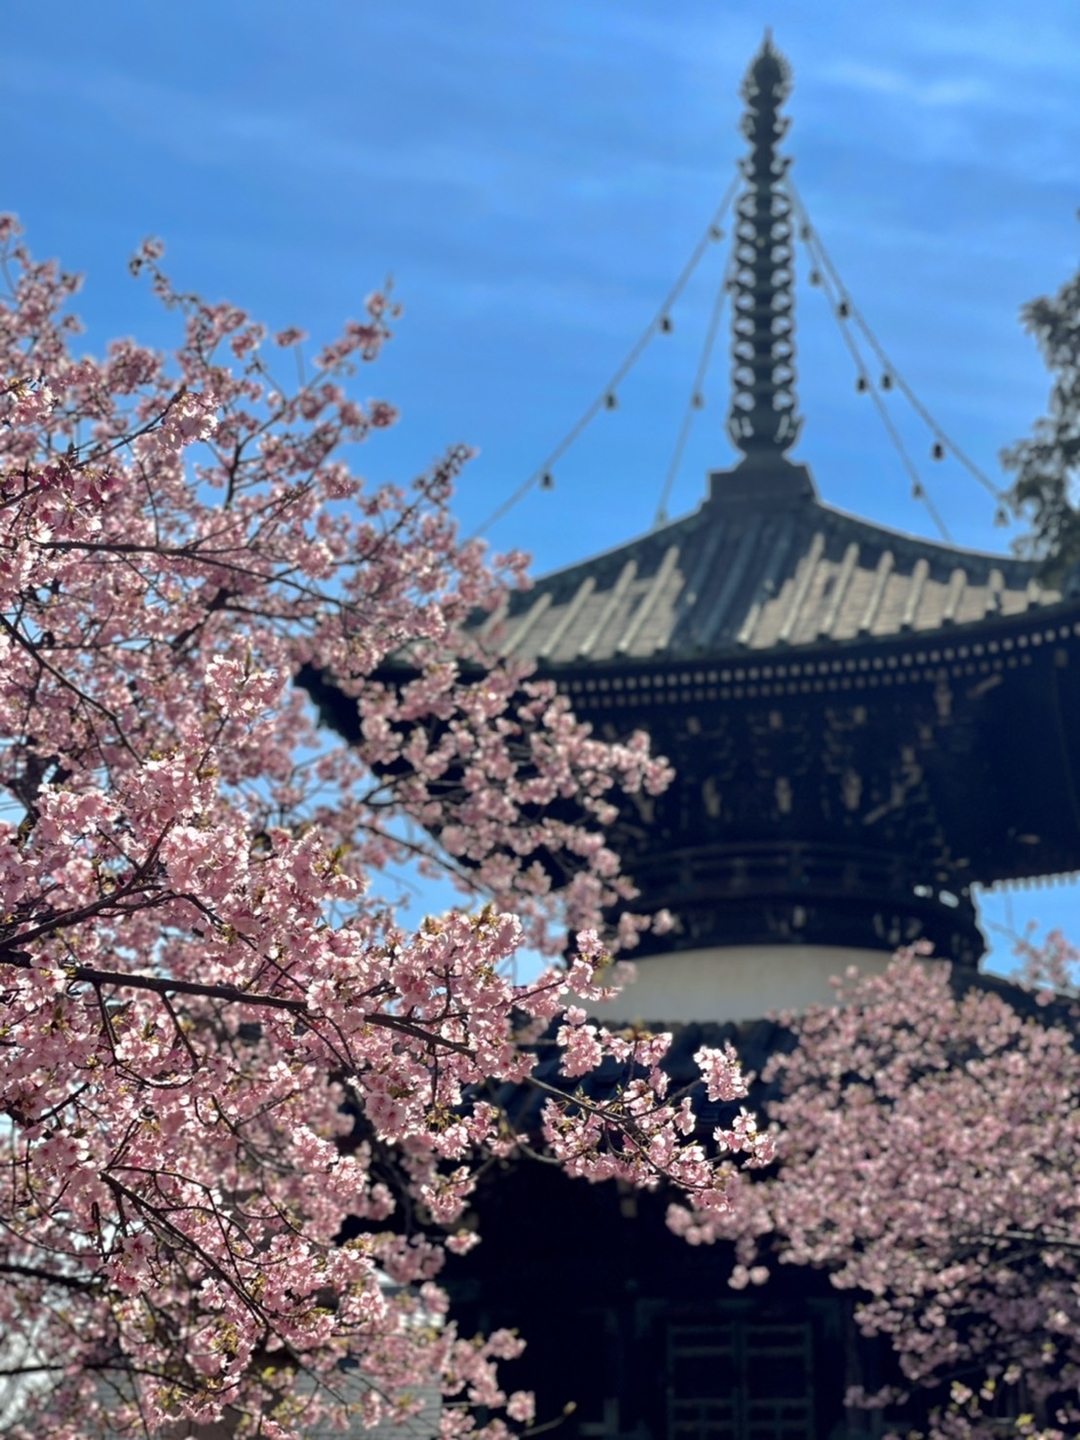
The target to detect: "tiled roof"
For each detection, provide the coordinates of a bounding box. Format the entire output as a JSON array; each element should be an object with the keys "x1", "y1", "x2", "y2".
[{"x1": 489, "y1": 460, "x2": 1060, "y2": 667}]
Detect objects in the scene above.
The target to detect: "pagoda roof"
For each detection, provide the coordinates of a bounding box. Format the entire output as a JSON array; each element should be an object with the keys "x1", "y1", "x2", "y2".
[{"x1": 489, "y1": 457, "x2": 1063, "y2": 670}]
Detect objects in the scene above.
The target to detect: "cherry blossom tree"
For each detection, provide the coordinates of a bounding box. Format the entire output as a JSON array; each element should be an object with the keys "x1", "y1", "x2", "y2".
[
  {"x1": 670, "y1": 943, "x2": 1080, "y2": 1440},
  {"x1": 0, "y1": 218, "x2": 771, "y2": 1440}
]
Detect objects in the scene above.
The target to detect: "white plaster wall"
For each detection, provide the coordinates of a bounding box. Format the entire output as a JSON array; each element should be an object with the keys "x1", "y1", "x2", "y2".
[{"x1": 581, "y1": 945, "x2": 894, "y2": 1025}]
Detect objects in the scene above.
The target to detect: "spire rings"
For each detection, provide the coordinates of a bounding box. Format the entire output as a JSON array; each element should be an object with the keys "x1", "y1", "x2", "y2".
[{"x1": 727, "y1": 36, "x2": 801, "y2": 457}]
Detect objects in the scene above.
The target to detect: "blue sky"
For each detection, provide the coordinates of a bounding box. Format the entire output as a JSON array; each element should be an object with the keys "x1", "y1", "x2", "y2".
[{"x1": 3, "y1": 0, "x2": 1079, "y2": 969}]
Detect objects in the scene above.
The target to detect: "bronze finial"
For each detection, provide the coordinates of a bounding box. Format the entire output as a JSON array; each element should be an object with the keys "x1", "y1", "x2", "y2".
[{"x1": 727, "y1": 34, "x2": 802, "y2": 458}]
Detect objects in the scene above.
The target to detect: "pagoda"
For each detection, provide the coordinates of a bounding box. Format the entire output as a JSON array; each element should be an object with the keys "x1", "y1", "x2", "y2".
[
  {"x1": 482, "y1": 35, "x2": 1080, "y2": 1024},
  {"x1": 446, "y1": 39, "x2": 1080, "y2": 1434},
  {"x1": 306, "y1": 35, "x2": 1080, "y2": 1440},
  {"x1": 439, "y1": 40, "x2": 1080, "y2": 1440}
]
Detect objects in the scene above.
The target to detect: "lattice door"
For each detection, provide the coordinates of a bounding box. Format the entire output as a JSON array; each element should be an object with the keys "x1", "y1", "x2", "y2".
[{"x1": 667, "y1": 1316, "x2": 815, "y2": 1440}]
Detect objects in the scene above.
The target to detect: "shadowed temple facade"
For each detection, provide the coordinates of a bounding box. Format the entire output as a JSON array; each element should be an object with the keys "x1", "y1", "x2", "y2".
[
  {"x1": 444, "y1": 35, "x2": 1080, "y2": 1440},
  {"x1": 303, "y1": 34, "x2": 1080, "y2": 1440}
]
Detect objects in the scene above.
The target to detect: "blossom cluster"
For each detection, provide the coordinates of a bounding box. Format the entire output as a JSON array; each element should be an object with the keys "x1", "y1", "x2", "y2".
[
  {"x1": 673, "y1": 951, "x2": 1080, "y2": 1440},
  {"x1": 0, "y1": 220, "x2": 756, "y2": 1438},
  {"x1": 544, "y1": 1015, "x2": 774, "y2": 1203}
]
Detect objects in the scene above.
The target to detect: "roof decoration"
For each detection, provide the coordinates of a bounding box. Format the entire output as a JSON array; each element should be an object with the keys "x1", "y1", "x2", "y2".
[
  {"x1": 728, "y1": 34, "x2": 801, "y2": 459},
  {"x1": 481, "y1": 43, "x2": 1066, "y2": 670},
  {"x1": 469, "y1": 39, "x2": 1012, "y2": 544}
]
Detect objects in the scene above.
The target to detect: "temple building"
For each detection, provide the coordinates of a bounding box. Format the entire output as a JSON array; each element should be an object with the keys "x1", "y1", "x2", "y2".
[
  {"x1": 443, "y1": 36, "x2": 1080, "y2": 1440},
  {"x1": 479, "y1": 36, "x2": 1080, "y2": 1027},
  {"x1": 307, "y1": 34, "x2": 1080, "y2": 1440}
]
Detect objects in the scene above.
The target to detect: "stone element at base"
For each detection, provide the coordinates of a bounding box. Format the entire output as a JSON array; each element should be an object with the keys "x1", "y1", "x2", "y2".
[{"x1": 582, "y1": 944, "x2": 895, "y2": 1025}]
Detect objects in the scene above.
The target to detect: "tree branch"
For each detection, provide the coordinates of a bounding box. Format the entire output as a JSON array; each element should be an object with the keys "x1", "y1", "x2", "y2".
[
  {"x1": 1, "y1": 948, "x2": 476, "y2": 1053},
  {"x1": 0, "y1": 1262, "x2": 97, "y2": 1294}
]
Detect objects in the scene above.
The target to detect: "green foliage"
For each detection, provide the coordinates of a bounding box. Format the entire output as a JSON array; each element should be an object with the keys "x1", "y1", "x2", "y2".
[{"x1": 1003, "y1": 266, "x2": 1080, "y2": 583}]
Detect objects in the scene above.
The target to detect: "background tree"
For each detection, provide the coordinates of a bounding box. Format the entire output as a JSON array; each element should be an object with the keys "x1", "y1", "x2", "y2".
[
  {"x1": 672, "y1": 945, "x2": 1080, "y2": 1440},
  {"x1": 1003, "y1": 263, "x2": 1080, "y2": 584},
  {"x1": 0, "y1": 218, "x2": 770, "y2": 1440}
]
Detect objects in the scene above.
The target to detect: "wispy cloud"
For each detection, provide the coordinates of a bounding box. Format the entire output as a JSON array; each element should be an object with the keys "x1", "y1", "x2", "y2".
[{"x1": 821, "y1": 61, "x2": 992, "y2": 109}]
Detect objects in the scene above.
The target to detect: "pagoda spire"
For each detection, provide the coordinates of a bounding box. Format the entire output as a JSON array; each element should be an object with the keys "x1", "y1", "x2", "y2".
[{"x1": 727, "y1": 33, "x2": 801, "y2": 459}]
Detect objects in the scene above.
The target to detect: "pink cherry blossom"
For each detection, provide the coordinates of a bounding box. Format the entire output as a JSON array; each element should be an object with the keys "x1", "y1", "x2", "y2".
[
  {"x1": 673, "y1": 947, "x2": 1080, "y2": 1440},
  {"x1": 0, "y1": 216, "x2": 758, "y2": 1439}
]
